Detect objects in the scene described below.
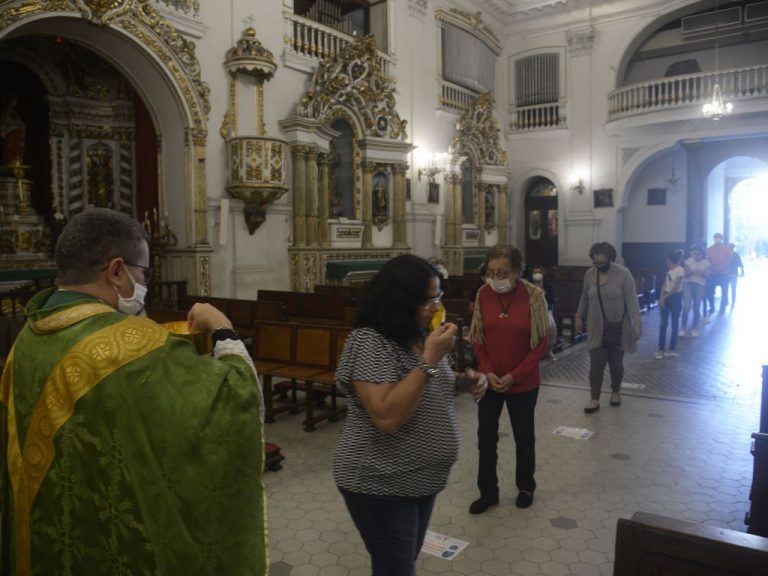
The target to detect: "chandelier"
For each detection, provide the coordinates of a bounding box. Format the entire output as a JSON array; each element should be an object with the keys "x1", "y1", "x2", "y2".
[
  {"x1": 702, "y1": 20, "x2": 732, "y2": 120},
  {"x1": 702, "y1": 83, "x2": 732, "y2": 120}
]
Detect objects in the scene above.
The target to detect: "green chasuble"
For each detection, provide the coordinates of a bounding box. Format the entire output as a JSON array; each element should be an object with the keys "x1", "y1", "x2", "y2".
[{"x1": 1, "y1": 289, "x2": 267, "y2": 576}]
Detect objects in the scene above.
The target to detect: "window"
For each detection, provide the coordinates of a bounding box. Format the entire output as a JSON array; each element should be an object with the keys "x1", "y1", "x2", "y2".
[
  {"x1": 329, "y1": 119, "x2": 355, "y2": 219},
  {"x1": 461, "y1": 158, "x2": 474, "y2": 224}
]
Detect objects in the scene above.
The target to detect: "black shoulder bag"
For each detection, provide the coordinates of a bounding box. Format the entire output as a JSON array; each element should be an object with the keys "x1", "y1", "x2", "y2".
[{"x1": 596, "y1": 269, "x2": 626, "y2": 348}]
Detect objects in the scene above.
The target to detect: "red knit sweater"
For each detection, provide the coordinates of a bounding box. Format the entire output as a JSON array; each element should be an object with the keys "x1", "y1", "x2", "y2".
[{"x1": 472, "y1": 283, "x2": 548, "y2": 394}]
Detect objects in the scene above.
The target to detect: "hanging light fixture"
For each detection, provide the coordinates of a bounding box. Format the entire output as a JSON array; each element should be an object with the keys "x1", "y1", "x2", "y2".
[
  {"x1": 702, "y1": 83, "x2": 733, "y2": 120},
  {"x1": 702, "y1": 18, "x2": 733, "y2": 120}
]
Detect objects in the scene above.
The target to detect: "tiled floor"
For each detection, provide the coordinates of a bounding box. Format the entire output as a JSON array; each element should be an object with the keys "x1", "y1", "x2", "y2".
[{"x1": 264, "y1": 261, "x2": 766, "y2": 575}]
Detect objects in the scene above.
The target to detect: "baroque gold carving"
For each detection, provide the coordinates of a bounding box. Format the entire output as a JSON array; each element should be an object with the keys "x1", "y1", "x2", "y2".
[
  {"x1": 297, "y1": 35, "x2": 407, "y2": 141},
  {"x1": 452, "y1": 93, "x2": 503, "y2": 166},
  {"x1": 0, "y1": 0, "x2": 210, "y2": 142}
]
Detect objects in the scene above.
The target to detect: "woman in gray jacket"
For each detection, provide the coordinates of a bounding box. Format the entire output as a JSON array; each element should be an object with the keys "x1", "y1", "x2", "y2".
[{"x1": 575, "y1": 242, "x2": 643, "y2": 413}]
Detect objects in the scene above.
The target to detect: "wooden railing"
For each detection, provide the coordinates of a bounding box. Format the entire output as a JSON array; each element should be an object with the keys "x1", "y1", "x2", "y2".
[
  {"x1": 153, "y1": 0, "x2": 199, "y2": 17},
  {"x1": 608, "y1": 65, "x2": 768, "y2": 120},
  {"x1": 439, "y1": 80, "x2": 478, "y2": 113},
  {"x1": 509, "y1": 101, "x2": 567, "y2": 132},
  {"x1": 283, "y1": 11, "x2": 392, "y2": 75}
]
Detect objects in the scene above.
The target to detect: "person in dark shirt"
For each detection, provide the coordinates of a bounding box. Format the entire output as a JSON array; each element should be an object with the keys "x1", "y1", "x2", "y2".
[{"x1": 728, "y1": 244, "x2": 744, "y2": 307}]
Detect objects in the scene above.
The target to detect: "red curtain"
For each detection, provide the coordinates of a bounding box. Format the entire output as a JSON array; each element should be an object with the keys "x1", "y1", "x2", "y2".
[{"x1": 133, "y1": 93, "x2": 158, "y2": 222}]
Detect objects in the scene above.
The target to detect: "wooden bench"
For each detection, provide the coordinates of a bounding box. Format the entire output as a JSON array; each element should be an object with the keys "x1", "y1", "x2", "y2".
[
  {"x1": 252, "y1": 321, "x2": 348, "y2": 430},
  {"x1": 259, "y1": 290, "x2": 349, "y2": 324},
  {"x1": 614, "y1": 511, "x2": 768, "y2": 575},
  {"x1": 184, "y1": 296, "x2": 287, "y2": 337}
]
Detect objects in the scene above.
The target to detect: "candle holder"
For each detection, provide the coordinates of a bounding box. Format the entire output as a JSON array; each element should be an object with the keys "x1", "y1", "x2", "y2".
[
  {"x1": 9, "y1": 159, "x2": 30, "y2": 211},
  {"x1": 143, "y1": 209, "x2": 178, "y2": 285}
]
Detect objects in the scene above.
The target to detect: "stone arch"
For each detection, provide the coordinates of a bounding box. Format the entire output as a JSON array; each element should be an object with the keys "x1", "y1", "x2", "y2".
[
  {"x1": 0, "y1": 1, "x2": 213, "y2": 293},
  {"x1": 0, "y1": 2, "x2": 210, "y2": 251}
]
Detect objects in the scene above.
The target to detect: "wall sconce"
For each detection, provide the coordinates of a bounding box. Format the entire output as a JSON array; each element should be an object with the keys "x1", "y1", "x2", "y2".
[
  {"x1": 418, "y1": 162, "x2": 440, "y2": 183},
  {"x1": 571, "y1": 178, "x2": 585, "y2": 195},
  {"x1": 664, "y1": 167, "x2": 681, "y2": 188}
]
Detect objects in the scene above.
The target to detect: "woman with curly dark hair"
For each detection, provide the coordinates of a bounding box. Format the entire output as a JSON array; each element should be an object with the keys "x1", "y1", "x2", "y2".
[
  {"x1": 332, "y1": 254, "x2": 485, "y2": 576},
  {"x1": 576, "y1": 242, "x2": 643, "y2": 413}
]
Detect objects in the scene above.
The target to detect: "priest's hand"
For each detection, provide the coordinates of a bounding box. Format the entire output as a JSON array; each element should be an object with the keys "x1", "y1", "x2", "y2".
[{"x1": 188, "y1": 303, "x2": 234, "y2": 334}]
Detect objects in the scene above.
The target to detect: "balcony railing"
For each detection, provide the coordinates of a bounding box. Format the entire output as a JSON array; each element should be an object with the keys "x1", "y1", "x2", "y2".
[
  {"x1": 439, "y1": 80, "x2": 478, "y2": 114},
  {"x1": 509, "y1": 102, "x2": 567, "y2": 132},
  {"x1": 608, "y1": 65, "x2": 768, "y2": 121},
  {"x1": 153, "y1": 0, "x2": 199, "y2": 17},
  {"x1": 283, "y1": 12, "x2": 392, "y2": 75}
]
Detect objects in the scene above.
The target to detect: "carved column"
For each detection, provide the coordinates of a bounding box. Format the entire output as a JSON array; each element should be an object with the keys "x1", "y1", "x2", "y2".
[
  {"x1": 291, "y1": 144, "x2": 308, "y2": 246},
  {"x1": 452, "y1": 175, "x2": 463, "y2": 246},
  {"x1": 444, "y1": 174, "x2": 455, "y2": 245},
  {"x1": 317, "y1": 152, "x2": 330, "y2": 246},
  {"x1": 362, "y1": 162, "x2": 375, "y2": 248},
  {"x1": 478, "y1": 183, "x2": 487, "y2": 246},
  {"x1": 392, "y1": 163, "x2": 408, "y2": 248},
  {"x1": 306, "y1": 146, "x2": 319, "y2": 246},
  {"x1": 497, "y1": 185, "x2": 508, "y2": 245}
]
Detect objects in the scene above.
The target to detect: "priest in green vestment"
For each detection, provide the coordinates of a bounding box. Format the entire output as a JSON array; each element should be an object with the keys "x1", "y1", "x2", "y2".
[{"x1": 1, "y1": 208, "x2": 267, "y2": 576}]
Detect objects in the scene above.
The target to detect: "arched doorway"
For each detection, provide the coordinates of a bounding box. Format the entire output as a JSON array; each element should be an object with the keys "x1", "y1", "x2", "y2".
[
  {"x1": 0, "y1": 39, "x2": 158, "y2": 224},
  {"x1": 705, "y1": 156, "x2": 768, "y2": 246},
  {"x1": 524, "y1": 176, "x2": 558, "y2": 268},
  {"x1": 730, "y1": 173, "x2": 768, "y2": 258},
  {"x1": 0, "y1": 5, "x2": 212, "y2": 291}
]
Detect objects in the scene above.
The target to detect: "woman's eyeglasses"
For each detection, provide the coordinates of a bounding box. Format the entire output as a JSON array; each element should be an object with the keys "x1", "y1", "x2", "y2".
[
  {"x1": 486, "y1": 270, "x2": 512, "y2": 280},
  {"x1": 423, "y1": 292, "x2": 444, "y2": 307}
]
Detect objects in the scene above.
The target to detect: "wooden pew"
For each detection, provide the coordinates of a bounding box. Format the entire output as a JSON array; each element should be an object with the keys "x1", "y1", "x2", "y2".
[
  {"x1": 252, "y1": 321, "x2": 294, "y2": 422},
  {"x1": 299, "y1": 325, "x2": 351, "y2": 431},
  {"x1": 614, "y1": 511, "x2": 768, "y2": 575}
]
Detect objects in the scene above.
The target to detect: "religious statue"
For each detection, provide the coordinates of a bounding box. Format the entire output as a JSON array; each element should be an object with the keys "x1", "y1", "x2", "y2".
[
  {"x1": 373, "y1": 177, "x2": 389, "y2": 230},
  {"x1": 87, "y1": 145, "x2": 114, "y2": 208},
  {"x1": 485, "y1": 187, "x2": 496, "y2": 231},
  {"x1": 0, "y1": 97, "x2": 26, "y2": 167}
]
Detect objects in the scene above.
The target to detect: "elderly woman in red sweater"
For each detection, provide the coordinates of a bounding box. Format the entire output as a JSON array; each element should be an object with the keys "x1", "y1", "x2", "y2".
[{"x1": 468, "y1": 245, "x2": 549, "y2": 513}]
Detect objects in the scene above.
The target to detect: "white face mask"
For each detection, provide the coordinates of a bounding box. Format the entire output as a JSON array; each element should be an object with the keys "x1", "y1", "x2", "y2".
[
  {"x1": 486, "y1": 277, "x2": 513, "y2": 294},
  {"x1": 116, "y1": 266, "x2": 147, "y2": 316},
  {"x1": 532, "y1": 273, "x2": 543, "y2": 282}
]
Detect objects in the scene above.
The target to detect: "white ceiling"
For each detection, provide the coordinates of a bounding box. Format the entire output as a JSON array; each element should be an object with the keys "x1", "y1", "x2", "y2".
[{"x1": 471, "y1": 0, "x2": 615, "y2": 23}]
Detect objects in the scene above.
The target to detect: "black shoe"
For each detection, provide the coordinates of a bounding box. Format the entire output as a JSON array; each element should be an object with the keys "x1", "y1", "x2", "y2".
[
  {"x1": 516, "y1": 490, "x2": 534, "y2": 509},
  {"x1": 469, "y1": 496, "x2": 498, "y2": 514}
]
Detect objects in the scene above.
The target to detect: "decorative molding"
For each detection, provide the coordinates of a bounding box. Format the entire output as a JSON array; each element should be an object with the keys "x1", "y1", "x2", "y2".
[
  {"x1": 0, "y1": 0, "x2": 210, "y2": 143},
  {"x1": 408, "y1": 0, "x2": 428, "y2": 18},
  {"x1": 434, "y1": 8, "x2": 501, "y2": 55},
  {"x1": 452, "y1": 93, "x2": 505, "y2": 167},
  {"x1": 566, "y1": 26, "x2": 595, "y2": 56},
  {"x1": 297, "y1": 35, "x2": 407, "y2": 141},
  {"x1": 621, "y1": 147, "x2": 640, "y2": 166}
]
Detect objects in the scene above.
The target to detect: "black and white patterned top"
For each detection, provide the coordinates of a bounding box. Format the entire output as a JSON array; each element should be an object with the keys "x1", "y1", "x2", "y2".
[{"x1": 332, "y1": 328, "x2": 460, "y2": 497}]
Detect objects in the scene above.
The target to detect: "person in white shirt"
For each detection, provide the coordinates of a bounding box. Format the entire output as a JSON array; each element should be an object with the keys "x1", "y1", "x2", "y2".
[
  {"x1": 657, "y1": 250, "x2": 685, "y2": 359},
  {"x1": 680, "y1": 246, "x2": 710, "y2": 337}
]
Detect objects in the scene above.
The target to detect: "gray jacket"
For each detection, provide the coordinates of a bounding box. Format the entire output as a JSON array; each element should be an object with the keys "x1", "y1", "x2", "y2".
[{"x1": 576, "y1": 263, "x2": 642, "y2": 352}]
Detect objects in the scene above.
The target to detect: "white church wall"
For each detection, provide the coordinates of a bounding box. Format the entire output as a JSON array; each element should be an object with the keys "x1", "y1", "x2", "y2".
[{"x1": 623, "y1": 149, "x2": 687, "y2": 243}]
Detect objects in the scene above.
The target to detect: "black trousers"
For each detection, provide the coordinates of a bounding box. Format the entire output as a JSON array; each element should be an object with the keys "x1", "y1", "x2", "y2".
[{"x1": 476, "y1": 387, "x2": 539, "y2": 498}]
